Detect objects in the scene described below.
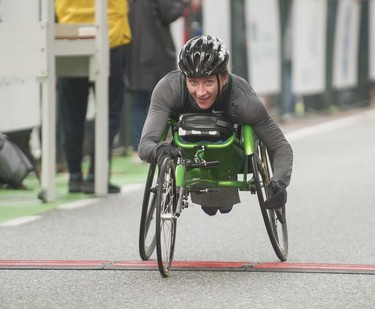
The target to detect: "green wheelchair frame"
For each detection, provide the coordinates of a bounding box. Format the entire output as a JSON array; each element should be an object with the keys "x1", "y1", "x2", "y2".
[{"x1": 139, "y1": 119, "x2": 288, "y2": 277}]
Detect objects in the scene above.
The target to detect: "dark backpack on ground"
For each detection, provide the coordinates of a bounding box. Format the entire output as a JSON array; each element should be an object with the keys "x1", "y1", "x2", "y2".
[{"x1": 0, "y1": 133, "x2": 35, "y2": 188}]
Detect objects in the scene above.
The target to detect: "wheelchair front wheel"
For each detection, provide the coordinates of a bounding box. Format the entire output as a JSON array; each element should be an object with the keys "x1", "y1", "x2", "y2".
[
  {"x1": 139, "y1": 163, "x2": 159, "y2": 260},
  {"x1": 156, "y1": 157, "x2": 178, "y2": 277},
  {"x1": 252, "y1": 141, "x2": 288, "y2": 261}
]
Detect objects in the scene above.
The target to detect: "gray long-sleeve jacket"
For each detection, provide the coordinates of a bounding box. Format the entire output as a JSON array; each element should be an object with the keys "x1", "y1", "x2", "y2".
[{"x1": 138, "y1": 71, "x2": 293, "y2": 188}]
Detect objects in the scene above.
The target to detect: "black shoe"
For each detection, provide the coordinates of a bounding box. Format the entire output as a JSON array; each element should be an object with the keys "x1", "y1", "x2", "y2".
[
  {"x1": 219, "y1": 206, "x2": 233, "y2": 214},
  {"x1": 201, "y1": 206, "x2": 218, "y2": 216},
  {"x1": 68, "y1": 173, "x2": 83, "y2": 193},
  {"x1": 108, "y1": 183, "x2": 121, "y2": 194},
  {"x1": 81, "y1": 181, "x2": 121, "y2": 194},
  {"x1": 201, "y1": 205, "x2": 233, "y2": 216}
]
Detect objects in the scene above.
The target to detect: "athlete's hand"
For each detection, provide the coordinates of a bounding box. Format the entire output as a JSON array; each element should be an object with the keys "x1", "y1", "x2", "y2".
[
  {"x1": 156, "y1": 144, "x2": 180, "y2": 166},
  {"x1": 264, "y1": 179, "x2": 287, "y2": 209}
]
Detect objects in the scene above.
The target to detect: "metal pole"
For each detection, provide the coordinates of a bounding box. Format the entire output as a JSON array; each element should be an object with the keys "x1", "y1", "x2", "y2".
[
  {"x1": 40, "y1": 0, "x2": 56, "y2": 202},
  {"x1": 94, "y1": 0, "x2": 109, "y2": 196}
]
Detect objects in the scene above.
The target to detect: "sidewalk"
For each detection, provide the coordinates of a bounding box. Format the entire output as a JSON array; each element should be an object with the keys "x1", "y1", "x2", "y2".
[
  {"x1": 275, "y1": 103, "x2": 375, "y2": 134},
  {"x1": 1, "y1": 104, "x2": 373, "y2": 224}
]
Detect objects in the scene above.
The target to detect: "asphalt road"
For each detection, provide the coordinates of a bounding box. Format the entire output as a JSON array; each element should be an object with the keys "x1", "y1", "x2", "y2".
[{"x1": 0, "y1": 108, "x2": 374, "y2": 308}]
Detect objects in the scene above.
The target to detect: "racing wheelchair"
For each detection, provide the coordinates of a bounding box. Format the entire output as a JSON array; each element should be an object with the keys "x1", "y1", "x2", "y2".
[{"x1": 139, "y1": 113, "x2": 288, "y2": 277}]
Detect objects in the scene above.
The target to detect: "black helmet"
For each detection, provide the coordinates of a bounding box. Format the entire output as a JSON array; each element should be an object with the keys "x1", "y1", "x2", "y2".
[{"x1": 178, "y1": 35, "x2": 229, "y2": 77}]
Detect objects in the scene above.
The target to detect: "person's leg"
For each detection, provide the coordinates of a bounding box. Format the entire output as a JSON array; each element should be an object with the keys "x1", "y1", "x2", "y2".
[
  {"x1": 84, "y1": 45, "x2": 126, "y2": 193},
  {"x1": 282, "y1": 61, "x2": 295, "y2": 117},
  {"x1": 58, "y1": 77, "x2": 90, "y2": 192},
  {"x1": 108, "y1": 45, "x2": 127, "y2": 148}
]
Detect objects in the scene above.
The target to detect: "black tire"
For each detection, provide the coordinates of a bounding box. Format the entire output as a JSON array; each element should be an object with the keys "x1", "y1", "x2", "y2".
[
  {"x1": 139, "y1": 163, "x2": 159, "y2": 260},
  {"x1": 156, "y1": 157, "x2": 177, "y2": 277},
  {"x1": 251, "y1": 140, "x2": 288, "y2": 261}
]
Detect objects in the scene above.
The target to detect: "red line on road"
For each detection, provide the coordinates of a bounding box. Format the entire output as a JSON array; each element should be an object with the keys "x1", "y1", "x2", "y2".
[
  {"x1": 0, "y1": 260, "x2": 374, "y2": 274},
  {"x1": 111, "y1": 260, "x2": 249, "y2": 269},
  {"x1": 0, "y1": 260, "x2": 110, "y2": 269},
  {"x1": 253, "y1": 262, "x2": 375, "y2": 272}
]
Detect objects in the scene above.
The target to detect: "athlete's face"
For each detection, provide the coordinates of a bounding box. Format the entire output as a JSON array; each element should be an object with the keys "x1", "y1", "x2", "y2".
[{"x1": 186, "y1": 74, "x2": 227, "y2": 110}]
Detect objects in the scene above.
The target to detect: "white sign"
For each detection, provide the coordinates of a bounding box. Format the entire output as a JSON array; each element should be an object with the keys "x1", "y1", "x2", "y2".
[
  {"x1": 0, "y1": 0, "x2": 41, "y2": 132},
  {"x1": 202, "y1": 0, "x2": 231, "y2": 61},
  {"x1": 171, "y1": 17, "x2": 185, "y2": 66},
  {"x1": 292, "y1": 0, "x2": 327, "y2": 95},
  {"x1": 0, "y1": 0, "x2": 39, "y2": 21},
  {"x1": 0, "y1": 78, "x2": 41, "y2": 132},
  {"x1": 333, "y1": 0, "x2": 360, "y2": 88},
  {"x1": 245, "y1": 0, "x2": 280, "y2": 94}
]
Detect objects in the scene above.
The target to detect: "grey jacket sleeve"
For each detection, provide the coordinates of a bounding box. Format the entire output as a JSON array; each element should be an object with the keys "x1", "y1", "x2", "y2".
[
  {"x1": 253, "y1": 117, "x2": 293, "y2": 188},
  {"x1": 231, "y1": 76, "x2": 293, "y2": 188},
  {"x1": 138, "y1": 72, "x2": 182, "y2": 163}
]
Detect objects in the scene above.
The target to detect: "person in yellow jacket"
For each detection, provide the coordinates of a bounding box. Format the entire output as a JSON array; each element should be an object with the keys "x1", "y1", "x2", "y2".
[
  {"x1": 55, "y1": 0, "x2": 132, "y2": 194},
  {"x1": 55, "y1": 0, "x2": 131, "y2": 48}
]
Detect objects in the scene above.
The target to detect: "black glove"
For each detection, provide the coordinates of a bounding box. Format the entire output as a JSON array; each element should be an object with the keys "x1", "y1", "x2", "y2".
[
  {"x1": 156, "y1": 144, "x2": 180, "y2": 166},
  {"x1": 264, "y1": 179, "x2": 287, "y2": 209}
]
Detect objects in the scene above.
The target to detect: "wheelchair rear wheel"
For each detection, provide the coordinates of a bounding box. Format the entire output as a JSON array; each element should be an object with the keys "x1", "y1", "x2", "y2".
[
  {"x1": 139, "y1": 163, "x2": 159, "y2": 260},
  {"x1": 252, "y1": 140, "x2": 288, "y2": 261},
  {"x1": 156, "y1": 157, "x2": 178, "y2": 277}
]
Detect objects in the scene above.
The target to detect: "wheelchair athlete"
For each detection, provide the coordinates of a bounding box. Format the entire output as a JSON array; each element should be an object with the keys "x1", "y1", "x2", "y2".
[{"x1": 138, "y1": 35, "x2": 293, "y2": 215}]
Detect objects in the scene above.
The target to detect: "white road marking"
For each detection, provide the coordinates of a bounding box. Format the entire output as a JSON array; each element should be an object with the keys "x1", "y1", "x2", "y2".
[
  {"x1": 57, "y1": 198, "x2": 102, "y2": 210},
  {"x1": 57, "y1": 184, "x2": 144, "y2": 210},
  {"x1": 120, "y1": 183, "x2": 144, "y2": 193},
  {"x1": 0, "y1": 184, "x2": 145, "y2": 226},
  {"x1": 285, "y1": 108, "x2": 375, "y2": 142},
  {"x1": 0, "y1": 216, "x2": 41, "y2": 227}
]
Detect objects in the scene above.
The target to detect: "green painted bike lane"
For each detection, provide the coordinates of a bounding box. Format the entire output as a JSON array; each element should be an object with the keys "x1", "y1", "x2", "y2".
[{"x1": 0, "y1": 155, "x2": 149, "y2": 224}]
